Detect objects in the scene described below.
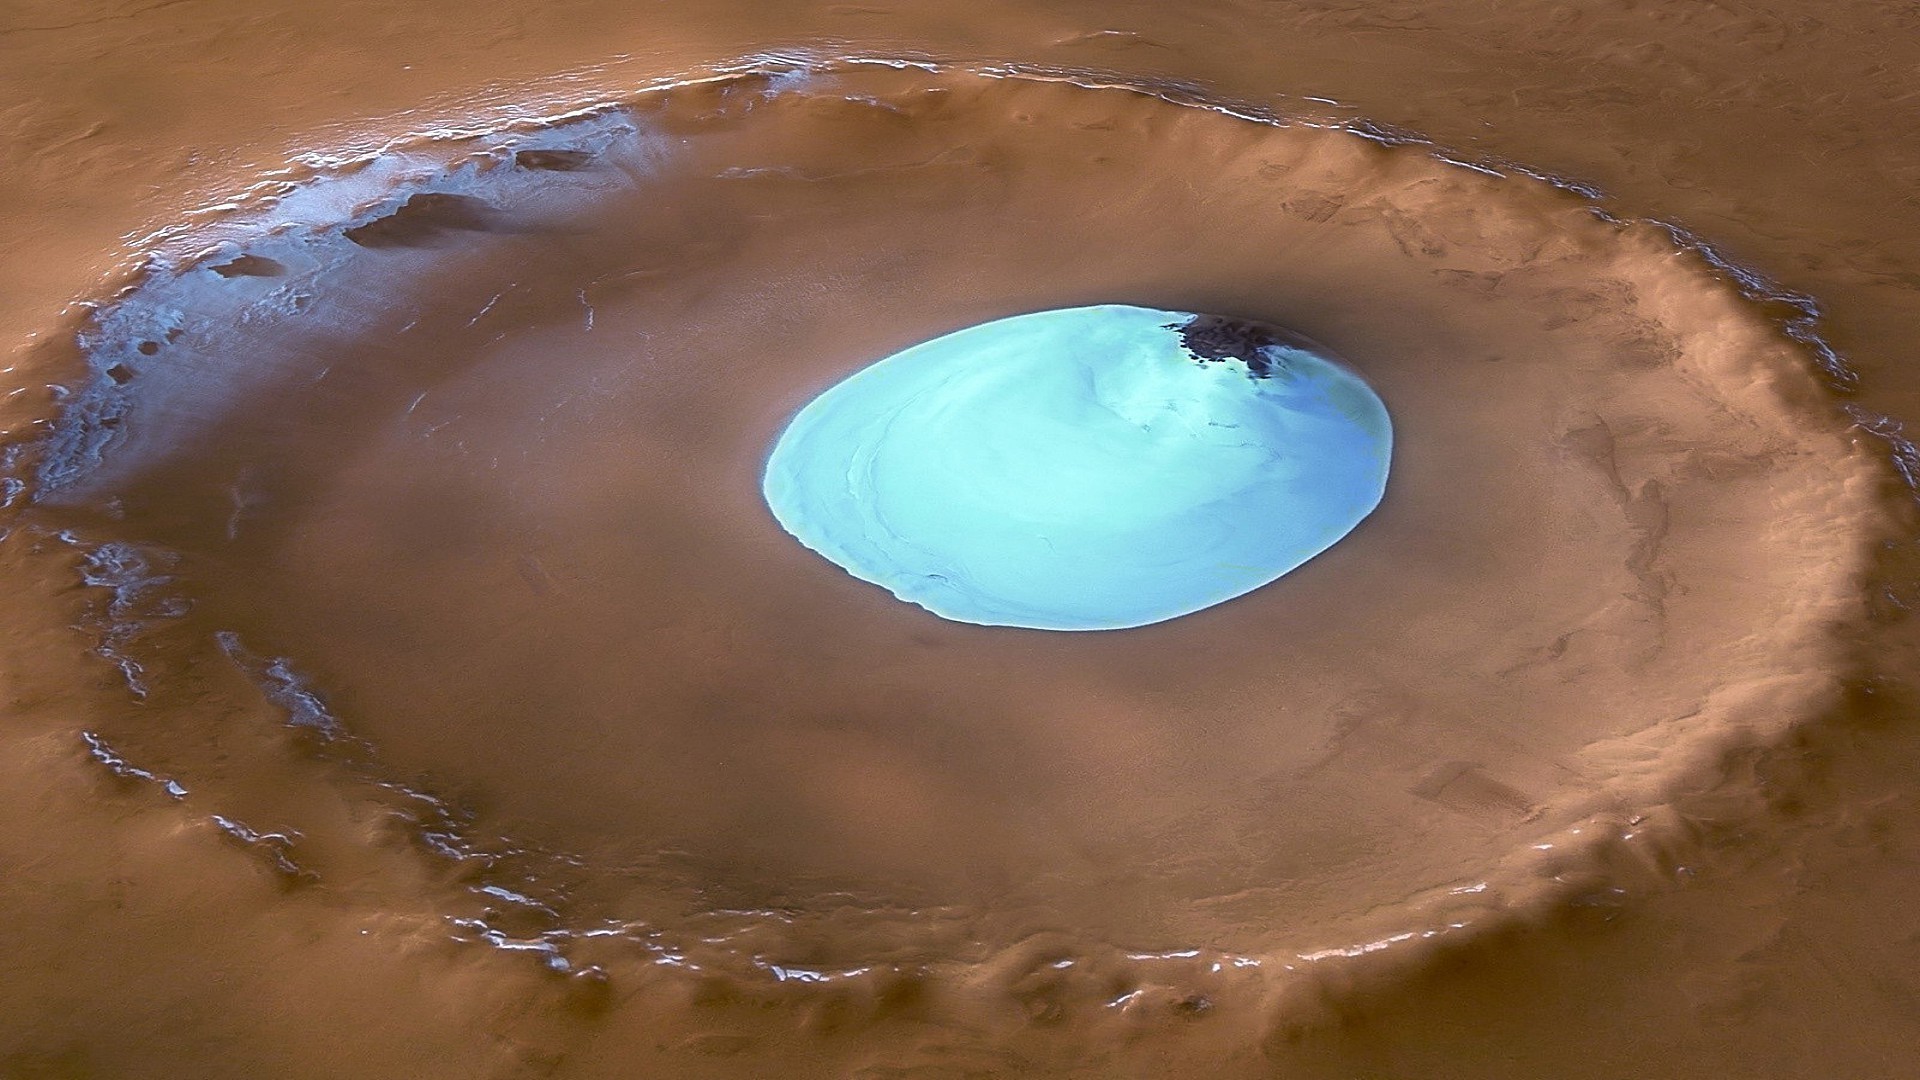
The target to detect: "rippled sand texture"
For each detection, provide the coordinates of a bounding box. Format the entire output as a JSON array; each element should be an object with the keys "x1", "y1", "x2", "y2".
[{"x1": 6, "y1": 5, "x2": 1920, "y2": 1080}]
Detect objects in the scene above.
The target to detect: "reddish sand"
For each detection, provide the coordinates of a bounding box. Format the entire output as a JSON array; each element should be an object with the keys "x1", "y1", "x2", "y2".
[{"x1": 3, "y1": 4, "x2": 1920, "y2": 1078}]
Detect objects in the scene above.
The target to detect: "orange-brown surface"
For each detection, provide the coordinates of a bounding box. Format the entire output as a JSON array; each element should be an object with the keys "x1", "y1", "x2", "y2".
[{"x1": 4, "y1": 3, "x2": 1920, "y2": 1078}]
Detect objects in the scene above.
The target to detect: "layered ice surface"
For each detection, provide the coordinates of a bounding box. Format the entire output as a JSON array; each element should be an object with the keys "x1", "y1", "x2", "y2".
[{"x1": 763, "y1": 305, "x2": 1392, "y2": 630}]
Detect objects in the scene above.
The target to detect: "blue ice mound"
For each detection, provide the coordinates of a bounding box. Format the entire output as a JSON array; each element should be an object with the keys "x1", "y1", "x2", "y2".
[{"x1": 763, "y1": 305, "x2": 1392, "y2": 630}]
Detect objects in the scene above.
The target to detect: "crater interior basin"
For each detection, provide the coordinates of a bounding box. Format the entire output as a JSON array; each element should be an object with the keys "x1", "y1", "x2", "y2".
[
  {"x1": 19, "y1": 62, "x2": 1888, "y2": 999},
  {"x1": 762, "y1": 304, "x2": 1393, "y2": 630}
]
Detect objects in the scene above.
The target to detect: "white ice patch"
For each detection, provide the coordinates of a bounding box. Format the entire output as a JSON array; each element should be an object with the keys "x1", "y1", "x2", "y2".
[{"x1": 762, "y1": 305, "x2": 1392, "y2": 630}]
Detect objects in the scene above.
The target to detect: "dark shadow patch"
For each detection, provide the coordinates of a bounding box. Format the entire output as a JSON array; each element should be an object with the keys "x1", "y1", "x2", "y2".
[
  {"x1": 210, "y1": 254, "x2": 285, "y2": 278},
  {"x1": 344, "y1": 193, "x2": 495, "y2": 249},
  {"x1": 514, "y1": 148, "x2": 595, "y2": 171},
  {"x1": 1170, "y1": 314, "x2": 1291, "y2": 378}
]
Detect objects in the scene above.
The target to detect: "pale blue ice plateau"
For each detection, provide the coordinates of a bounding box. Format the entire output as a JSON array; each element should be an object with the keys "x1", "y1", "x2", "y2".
[{"x1": 763, "y1": 304, "x2": 1392, "y2": 631}]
